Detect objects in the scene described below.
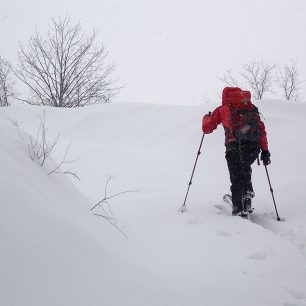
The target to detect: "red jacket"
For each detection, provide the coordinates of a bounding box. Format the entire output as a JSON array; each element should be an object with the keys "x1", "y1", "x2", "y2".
[{"x1": 202, "y1": 104, "x2": 268, "y2": 151}]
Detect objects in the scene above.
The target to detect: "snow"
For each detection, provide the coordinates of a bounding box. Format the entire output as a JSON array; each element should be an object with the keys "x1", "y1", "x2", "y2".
[{"x1": 1, "y1": 99, "x2": 306, "y2": 306}]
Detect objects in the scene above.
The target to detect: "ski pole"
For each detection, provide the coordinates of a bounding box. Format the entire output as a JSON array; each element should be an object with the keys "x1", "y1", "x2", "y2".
[
  {"x1": 264, "y1": 165, "x2": 281, "y2": 221},
  {"x1": 180, "y1": 133, "x2": 205, "y2": 212}
]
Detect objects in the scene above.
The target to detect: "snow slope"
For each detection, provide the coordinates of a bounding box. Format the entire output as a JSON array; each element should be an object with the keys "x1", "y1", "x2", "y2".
[{"x1": 1, "y1": 99, "x2": 306, "y2": 306}]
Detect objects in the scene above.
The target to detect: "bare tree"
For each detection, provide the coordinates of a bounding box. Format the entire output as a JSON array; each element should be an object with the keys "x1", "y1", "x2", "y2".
[
  {"x1": 0, "y1": 57, "x2": 16, "y2": 106},
  {"x1": 17, "y1": 16, "x2": 119, "y2": 107},
  {"x1": 241, "y1": 59, "x2": 275, "y2": 100},
  {"x1": 275, "y1": 60, "x2": 299, "y2": 102},
  {"x1": 220, "y1": 70, "x2": 241, "y2": 87}
]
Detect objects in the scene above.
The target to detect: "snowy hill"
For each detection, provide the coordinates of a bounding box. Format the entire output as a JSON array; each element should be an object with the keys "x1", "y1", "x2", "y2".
[{"x1": 1, "y1": 100, "x2": 306, "y2": 306}]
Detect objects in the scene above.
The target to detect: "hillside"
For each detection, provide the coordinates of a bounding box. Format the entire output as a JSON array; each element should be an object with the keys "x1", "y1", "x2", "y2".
[{"x1": 1, "y1": 100, "x2": 306, "y2": 306}]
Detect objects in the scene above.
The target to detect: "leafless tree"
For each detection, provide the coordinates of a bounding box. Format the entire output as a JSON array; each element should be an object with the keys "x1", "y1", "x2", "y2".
[
  {"x1": 241, "y1": 59, "x2": 275, "y2": 100},
  {"x1": 0, "y1": 57, "x2": 16, "y2": 106},
  {"x1": 16, "y1": 16, "x2": 119, "y2": 107},
  {"x1": 220, "y1": 70, "x2": 241, "y2": 88},
  {"x1": 275, "y1": 60, "x2": 299, "y2": 102}
]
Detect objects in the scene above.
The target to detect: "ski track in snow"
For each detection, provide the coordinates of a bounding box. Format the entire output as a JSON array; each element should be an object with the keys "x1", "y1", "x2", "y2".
[
  {"x1": 251, "y1": 213, "x2": 306, "y2": 259},
  {"x1": 213, "y1": 201, "x2": 306, "y2": 306},
  {"x1": 216, "y1": 200, "x2": 306, "y2": 260}
]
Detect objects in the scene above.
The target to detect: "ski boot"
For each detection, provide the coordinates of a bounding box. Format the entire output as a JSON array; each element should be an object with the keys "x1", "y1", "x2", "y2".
[
  {"x1": 232, "y1": 205, "x2": 243, "y2": 216},
  {"x1": 243, "y1": 191, "x2": 255, "y2": 213}
]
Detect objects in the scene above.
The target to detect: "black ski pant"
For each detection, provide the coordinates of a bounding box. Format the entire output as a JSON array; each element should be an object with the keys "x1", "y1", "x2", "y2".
[{"x1": 225, "y1": 141, "x2": 260, "y2": 210}]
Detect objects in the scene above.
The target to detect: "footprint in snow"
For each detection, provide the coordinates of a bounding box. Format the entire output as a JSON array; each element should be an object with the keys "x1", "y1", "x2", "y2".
[
  {"x1": 214, "y1": 204, "x2": 231, "y2": 216},
  {"x1": 186, "y1": 217, "x2": 200, "y2": 224},
  {"x1": 217, "y1": 230, "x2": 233, "y2": 237},
  {"x1": 247, "y1": 250, "x2": 268, "y2": 261},
  {"x1": 214, "y1": 204, "x2": 227, "y2": 212}
]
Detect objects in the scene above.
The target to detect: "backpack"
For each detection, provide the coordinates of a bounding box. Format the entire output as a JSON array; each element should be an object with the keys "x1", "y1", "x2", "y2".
[
  {"x1": 230, "y1": 105, "x2": 261, "y2": 143},
  {"x1": 222, "y1": 87, "x2": 241, "y2": 105},
  {"x1": 227, "y1": 90, "x2": 262, "y2": 144}
]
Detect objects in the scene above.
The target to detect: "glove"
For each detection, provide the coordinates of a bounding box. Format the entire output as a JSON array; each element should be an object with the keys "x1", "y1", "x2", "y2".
[
  {"x1": 202, "y1": 112, "x2": 212, "y2": 133},
  {"x1": 261, "y1": 150, "x2": 271, "y2": 165}
]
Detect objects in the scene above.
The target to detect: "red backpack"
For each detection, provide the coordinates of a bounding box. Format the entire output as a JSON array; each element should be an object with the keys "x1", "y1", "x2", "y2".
[
  {"x1": 228, "y1": 90, "x2": 262, "y2": 143},
  {"x1": 222, "y1": 87, "x2": 241, "y2": 105}
]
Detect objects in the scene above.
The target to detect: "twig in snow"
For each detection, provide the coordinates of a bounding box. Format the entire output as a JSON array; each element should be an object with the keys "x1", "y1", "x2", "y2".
[{"x1": 91, "y1": 174, "x2": 138, "y2": 238}]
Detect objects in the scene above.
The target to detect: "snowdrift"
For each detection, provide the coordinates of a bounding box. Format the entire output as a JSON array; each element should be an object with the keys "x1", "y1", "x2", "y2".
[
  {"x1": 1, "y1": 99, "x2": 306, "y2": 306},
  {"x1": 0, "y1": 115, "x2": 183, "y2": 306}
]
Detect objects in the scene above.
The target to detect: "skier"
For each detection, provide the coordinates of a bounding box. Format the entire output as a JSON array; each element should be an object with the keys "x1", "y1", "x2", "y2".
[{"x1": 202, "y1": 87, "x2": 271, "y2": 216}]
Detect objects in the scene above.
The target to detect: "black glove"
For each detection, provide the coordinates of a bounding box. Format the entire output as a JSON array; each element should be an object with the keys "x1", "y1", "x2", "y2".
[{"x1": 261, "y1": 150, "x2": 271, "y2": 165}]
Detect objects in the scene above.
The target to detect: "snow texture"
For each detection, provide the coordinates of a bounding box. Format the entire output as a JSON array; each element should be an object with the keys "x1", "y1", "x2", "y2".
[{"x1": 0, "y1": 99, "x2": 306, "y2": 306}]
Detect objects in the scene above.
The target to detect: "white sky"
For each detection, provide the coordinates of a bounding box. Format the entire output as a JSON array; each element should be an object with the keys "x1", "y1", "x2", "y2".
[{"x1": 1, "y1": 0, "x2": 306, "y2": 104}]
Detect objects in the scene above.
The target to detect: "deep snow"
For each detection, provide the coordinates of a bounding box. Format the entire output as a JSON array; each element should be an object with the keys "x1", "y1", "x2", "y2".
[{"x1": 1, "y1": 99, "x2": 306, "y2": 306}]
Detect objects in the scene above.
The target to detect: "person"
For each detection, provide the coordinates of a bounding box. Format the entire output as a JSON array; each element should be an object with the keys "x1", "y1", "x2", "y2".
[{"x1": 202, "y1": 87, "x2": 271, "y2": 216}]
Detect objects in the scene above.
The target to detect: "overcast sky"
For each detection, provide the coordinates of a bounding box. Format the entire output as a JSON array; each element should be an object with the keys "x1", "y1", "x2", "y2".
[{"x1": 1, "y1": 0, "x2": 306, "y2": 104}]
